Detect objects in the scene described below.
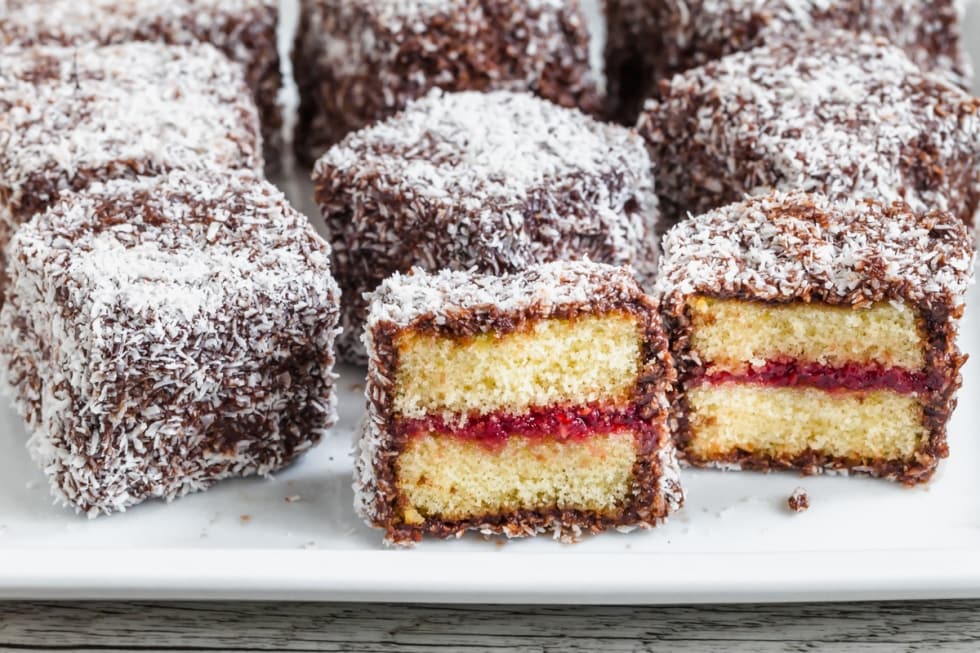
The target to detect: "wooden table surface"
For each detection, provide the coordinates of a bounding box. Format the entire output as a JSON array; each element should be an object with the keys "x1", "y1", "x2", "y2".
[{"x1": 2, "y1": 600, "x2": 978, "y2": 651}]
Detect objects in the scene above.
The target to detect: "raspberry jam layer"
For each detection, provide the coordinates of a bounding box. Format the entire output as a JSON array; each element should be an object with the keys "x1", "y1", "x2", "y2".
[
  {"x1": 697, "y1": 360, "x2": 938, "y2": 394},
  {"x1": 396, "y1": 404, "x2": 647, "y2": 450}
]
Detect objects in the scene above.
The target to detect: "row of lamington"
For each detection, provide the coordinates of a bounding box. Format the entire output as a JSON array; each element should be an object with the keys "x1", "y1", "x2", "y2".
[
  {"x1": 0, "y1": 0, "x2": 977, "y2": 546},
  {"x1": 3, "y1": 0, "x2": 973, "y2": 163}
]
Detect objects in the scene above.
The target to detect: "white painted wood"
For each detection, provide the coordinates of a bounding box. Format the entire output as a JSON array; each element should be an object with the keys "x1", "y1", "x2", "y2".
[{"x1": 2, "y1": 602, "x2": 979, "y2": 652}]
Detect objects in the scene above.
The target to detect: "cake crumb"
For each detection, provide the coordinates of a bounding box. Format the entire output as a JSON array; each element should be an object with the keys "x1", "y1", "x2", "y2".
[
  {"x1": 284, "y1": 495, "x2": 301, "y2": 503},
  {"x1": 787, "y1": 488, "x2": 810, "y2": 513},
  {"x1": 240, "y1": 514, "x2": 252, "y2": 524}
]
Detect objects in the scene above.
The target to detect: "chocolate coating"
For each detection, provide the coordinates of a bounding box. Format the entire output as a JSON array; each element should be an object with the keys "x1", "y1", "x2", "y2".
[{"x1": 787, "y1": 488, "x2": 810, "y2": 513}]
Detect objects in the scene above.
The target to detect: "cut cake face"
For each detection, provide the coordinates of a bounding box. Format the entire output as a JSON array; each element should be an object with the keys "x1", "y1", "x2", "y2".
[
  {"x1": 357, "y1": 261, "x2": 683, "y2": 544},
  {"x1": 656, "y1": 191, "x2": 976, "y2": 484}
]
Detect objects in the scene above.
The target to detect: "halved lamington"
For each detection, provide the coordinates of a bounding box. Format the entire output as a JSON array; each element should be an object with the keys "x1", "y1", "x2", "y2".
[
  {"x1": 357, "y1": 262, "x2": 683, "y2": 545},
  {"x1": 657, "y1": 192, "x2": 976, "y2": 485},
  {"x1": 0, "y1": 170, "x2": 341, "y2": 515}
]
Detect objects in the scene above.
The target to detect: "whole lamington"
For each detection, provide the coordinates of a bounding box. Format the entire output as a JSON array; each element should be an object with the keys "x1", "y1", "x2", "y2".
[
  {"x1": 605, "y1": 0, "x2": 972, "y2": 123},
  {"x1": 0, "y1": 42, "x2": 262, "y2": 293},
  {"x1": 292, "y1": 0, "x2": 601, "y2": 164},
  {"x1": 313, "y1": 89, "x2": 660, "y2": 363},
  {"x1": 0, "y1": 0, "x2": 283, "y2": 161},
  {"x1": 0, "y1": 170, "x2": 342, "y2": 515},
  {"x1": 656, "y1": 191, "x2": 976, "y2": 485},
  {"x1": 638, "y1": 31, "x2": 980, "y2": 228},
  {"x1": 358, "y1": 261, "x2": 683, "y2": 545}
]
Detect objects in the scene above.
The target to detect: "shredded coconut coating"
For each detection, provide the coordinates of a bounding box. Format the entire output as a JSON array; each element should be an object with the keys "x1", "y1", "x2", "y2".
[
  {"x1": 638, "y1": 31, "x2": 980, "y2": 228},
  {"x1": 366, "y1": 260, "x2": 654, "y2": 329},
  {"x1": 0, "y1": 170, "x2": 342, "y2": 516},
  {"x1": 656, "y1": 191, "x2": 976, "y2": 312},
  {"x1": 357, "y1": 261, "x2": 683, "y2": 544},
  {"x1": 605, "y1": 0, "x2": 972, "y2": 123},
  {"x1": 0, "y1": 0, "x2": 283, "y2": 158},
  {"x1": 0, "y1": 42, "x2": 262, "y2": 285},
  {"x1": 292, "y1": 0, "x2": 600, "y2": 164},
  {"x1": 313, "y1": 89, "x2": 659, "y2": 363}
]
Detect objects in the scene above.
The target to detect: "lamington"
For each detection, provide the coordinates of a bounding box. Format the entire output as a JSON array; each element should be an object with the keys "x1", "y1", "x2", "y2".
[
  {"x1": 0, "y1": 42, "x2": 262, "y2": 293},
  {"x1": 313, "y1": 89, "x2": 660, "y2": 363},
  {"x1": 638, "y1": 31, "x2": 980, "y2": 228},
  {"x1": 656, "y1": 192, "x2": 976, "y2": 485},
  {"x1": 357, "y1": 262, "x2": 683, "y2": 545},
  {"x1": 0, "y1": 0, "x2": 283, "y2": 160},
  {"x1": 0, "y1": 170, "x2": 342, "y2": 515},
  {"x1": 292, "y1": 0, "x2": 601, "y2": 165},
  {"x1": 605, "y1": 0, "x2": 972, "y2": 123}
]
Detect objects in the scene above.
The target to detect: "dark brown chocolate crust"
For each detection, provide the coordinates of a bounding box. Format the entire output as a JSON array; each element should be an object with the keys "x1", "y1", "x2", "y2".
[
  {"x1": 358, "y1": 263, "x2": 683, "y2": 545},
  {"x1": 656, "y1": 192, "x2": 975, "y2": 485},
  {"x1": 292, "y1": 0, "x2": 601, "y2": 166},
  {"x1": 638, "y1": 30, "x2": 980, "y2": 229},
  {"x1": 0, "y1": 0, "x2": 283, "y2": 164},
  {"x1": 604, "y1": 0, "x2": 972, "y2": 124},
  {"x1": 312, "y1": 90, "x2": 660, "y2": 364}
]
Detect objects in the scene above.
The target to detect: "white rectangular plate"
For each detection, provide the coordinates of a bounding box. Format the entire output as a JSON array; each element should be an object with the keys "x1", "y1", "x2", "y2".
[{"x1": 0, "y1": 1, "x2": 978, "y2": 604}]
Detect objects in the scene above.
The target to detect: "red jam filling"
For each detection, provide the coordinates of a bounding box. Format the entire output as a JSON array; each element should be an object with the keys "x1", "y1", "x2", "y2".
[
  {"x1": 697, "y1": 360, "x2": 938, "y2": 394},
  {"x1": 396, "y1": 404, "x2": 647, "y2": 449}
]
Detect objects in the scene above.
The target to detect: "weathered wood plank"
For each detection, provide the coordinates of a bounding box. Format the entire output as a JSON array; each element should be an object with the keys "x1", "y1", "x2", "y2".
[{"x1": 0, "y1": 601, "x2": 978, "y2": 652}]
